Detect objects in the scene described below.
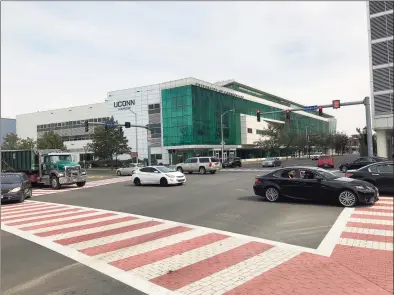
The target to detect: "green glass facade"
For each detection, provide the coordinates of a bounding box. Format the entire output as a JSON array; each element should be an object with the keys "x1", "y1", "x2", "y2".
[{"x1": 162, "y1": 85, "x2": 330, "y2": 147}]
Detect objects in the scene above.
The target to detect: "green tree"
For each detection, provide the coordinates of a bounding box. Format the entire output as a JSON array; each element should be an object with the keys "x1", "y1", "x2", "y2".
[
  {"x1": 1, "y1": 133, "x2": 37, "y2": 150},
  {"x1": 37, "y1": 131, "x2": 67, "y2": 150},
  {"x1": 254, "y1": 124, "x2": 282, "y2": 155},
  {"x1": 1, "y1": 133, "x2": 21, "y2": 150},
  {"x1": 87, "y1": 117, "x2": 131, "y2": 160}
]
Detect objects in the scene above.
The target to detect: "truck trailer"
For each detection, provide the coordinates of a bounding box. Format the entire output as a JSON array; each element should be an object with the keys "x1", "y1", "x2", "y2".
[{"x1": 1, "y1": 149, "x2": 87, "y2": 189}]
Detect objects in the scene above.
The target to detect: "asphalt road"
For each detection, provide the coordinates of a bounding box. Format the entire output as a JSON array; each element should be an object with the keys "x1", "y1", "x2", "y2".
[
  {"x1": 1, "y1": 170, "x2": 346, "y2": 295},
  {"x1": 27, "y1": 172, "x2": 343, "y2": 248}
]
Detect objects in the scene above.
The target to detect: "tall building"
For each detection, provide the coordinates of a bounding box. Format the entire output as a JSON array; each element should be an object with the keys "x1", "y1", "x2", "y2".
[
  {"x1": 367, "y1": 1, "x2": 394, "y2": 158},
  {"x1": 0, "y1": 118, "x2": 16, "y2": 145},
  {"x1": 16, "y1": 78, "x2": 336, "y2": 164}
]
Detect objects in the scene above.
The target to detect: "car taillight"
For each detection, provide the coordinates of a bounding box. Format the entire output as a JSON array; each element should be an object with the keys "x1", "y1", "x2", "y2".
[
  {"x1": 255, "y1": 178, "x2": 262, "y2": 184},
  {"x1": 345, "y1": 173, "x2": 353, "y2": 177},
  {"x1": 209, "y1": 162, "x2": 212, "y2": 167}
]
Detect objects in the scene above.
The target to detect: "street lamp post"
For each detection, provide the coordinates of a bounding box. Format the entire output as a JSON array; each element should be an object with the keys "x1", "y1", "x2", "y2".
[
  {"x1": 129, "y1": 110, "x2": 138, "y2": 163},
  {"x1": 221, "y1": 109, "x2": 235, "y2": 164}
]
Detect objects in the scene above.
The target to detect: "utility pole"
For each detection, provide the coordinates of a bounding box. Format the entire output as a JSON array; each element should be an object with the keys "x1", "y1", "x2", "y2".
[
  {"x1": 364, "y1": 96, "x2": 374, "y2": 157},
  {"x1": 220, "y1": 109, "x2": 235, "y2": 164},
  {"x1": 146, "y1": 124, "x2": 152, "y2": 166},
  {"x1": 130, "y1": 110, "x2": 138, "y2": 163}
]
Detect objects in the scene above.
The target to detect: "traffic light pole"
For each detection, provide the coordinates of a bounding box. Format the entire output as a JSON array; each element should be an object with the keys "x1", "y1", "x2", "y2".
[{"x1": 258, "y1": 97, "x2": 374, "y2": 157}]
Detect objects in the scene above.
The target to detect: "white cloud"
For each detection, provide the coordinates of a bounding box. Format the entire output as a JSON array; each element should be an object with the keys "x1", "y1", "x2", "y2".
[{"x1": 1, "y1": 1, "x2": 370, "y2": 134}]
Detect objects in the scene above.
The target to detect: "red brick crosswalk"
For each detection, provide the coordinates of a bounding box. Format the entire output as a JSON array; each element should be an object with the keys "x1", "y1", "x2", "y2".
[{"x1": 1, "y1": 197, "x2": 393, "y2": 295}]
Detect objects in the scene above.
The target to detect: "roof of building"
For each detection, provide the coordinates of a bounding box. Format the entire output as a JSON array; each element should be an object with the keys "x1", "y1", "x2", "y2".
[{"x1": 217, "y1": 80, "x2": 334, "y2": 119}]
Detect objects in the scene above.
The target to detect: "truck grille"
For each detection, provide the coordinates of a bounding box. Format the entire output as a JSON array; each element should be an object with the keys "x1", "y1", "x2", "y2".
[{"x1": 65, "y1": 167, "x2": 81, "y2": 177}]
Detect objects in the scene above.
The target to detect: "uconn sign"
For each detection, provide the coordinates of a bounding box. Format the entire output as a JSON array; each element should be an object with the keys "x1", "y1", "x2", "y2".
[{"x1": 113, "y1": 100, "x2": 135, "y2": 111}]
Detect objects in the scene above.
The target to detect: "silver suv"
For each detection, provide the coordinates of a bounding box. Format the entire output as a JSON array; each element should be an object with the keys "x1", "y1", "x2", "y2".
[{"x1": 176, "y1": 157, "x2": 220, "y2": 174}]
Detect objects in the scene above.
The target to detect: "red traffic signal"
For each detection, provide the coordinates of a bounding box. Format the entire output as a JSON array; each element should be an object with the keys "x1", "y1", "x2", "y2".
[
  {"x1": 332, "y1": 100, "x2": 340, "y2": 109},
  {"x1": 285, "y1": 109, "x2": 291, "y2": 120},
  {"x1": 318, "y1": 106, "x2": 323, "y2": 116}
]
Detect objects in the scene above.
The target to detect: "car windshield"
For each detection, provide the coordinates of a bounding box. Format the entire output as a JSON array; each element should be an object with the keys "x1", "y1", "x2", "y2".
[
  {"x1": 50, "y1": 155, "x2": 72, "y2": 162},
  {"x1": 155, "y1": 166, "x2": 176, "y2": 173},
  {"x1": 265, "y1": 158, "x2": 274, "y2": 161},
  {"x1": 1, "y1": 175, "x2": 22, "y2": 184}
]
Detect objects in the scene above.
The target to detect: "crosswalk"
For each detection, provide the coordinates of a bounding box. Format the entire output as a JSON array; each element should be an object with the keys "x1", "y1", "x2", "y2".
[
  {"x1": 331, "y1": 197, "x2": 393, "y2": 293},
  {"x1": 32, "y1": 177, "x2": 130, "y2": 196},
  {"x1": 2, "y1": 199, "x2": 392, "y2": 295}
]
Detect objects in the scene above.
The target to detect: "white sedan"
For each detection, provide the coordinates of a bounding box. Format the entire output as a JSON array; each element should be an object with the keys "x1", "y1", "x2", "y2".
[
  {"x1": 116, "y1": 164, "x2": 144, "y2": 176},
  {"x1": 131, "y1": 166, "x2": 186, "y2": 186}
]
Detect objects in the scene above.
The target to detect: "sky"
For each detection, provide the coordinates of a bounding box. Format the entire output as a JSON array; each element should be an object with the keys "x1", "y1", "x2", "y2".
[{"x1": 1, "y1": 1, "x2": 370, "y2": 135}]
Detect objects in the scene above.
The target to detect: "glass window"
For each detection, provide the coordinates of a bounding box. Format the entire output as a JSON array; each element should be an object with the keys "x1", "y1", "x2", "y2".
[
  {"x1": 247, "y1": 128, "x2": 253, "y2": 134},
  {"x1": 377, "y1": 164, "x2": 394, "y2": 173},
  {"x1": 367, "y1": 165, "x2": 378, "y2": 172},
  {"x1": 156, "y1": 166, "x2": 175, "y2": 173},
  {"x1": 1, "y1": 174, "x2": 22, "y2": 184},
  {"x1": 190, "y1": 158, "x2": 198, "y2": 163},
  {"x1": 184, "y1": 159, "x2": 192, "y2": 163},
  {"x1": 199, "y1": 158, "x2": 209, "y2": 163}
]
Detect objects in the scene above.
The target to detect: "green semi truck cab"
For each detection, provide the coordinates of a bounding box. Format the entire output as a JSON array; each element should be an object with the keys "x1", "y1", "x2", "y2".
[{"x1": 1, "y1": 149, "x2": 87, "y2": 190}]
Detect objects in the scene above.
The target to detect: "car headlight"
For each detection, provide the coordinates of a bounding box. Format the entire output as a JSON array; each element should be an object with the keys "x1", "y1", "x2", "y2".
[
  {"x1": 9, "y1": 187, "x2": 21, "y2": 193},
  {"x1": 354, "y1": 185, "x2": 374, "y2": 192},
  {"x1": 165, "y1": 174, "x2": 175, "y2": 178},
  {"x1": 58, "y1": 173, "x2": 64, "y2": 177}
]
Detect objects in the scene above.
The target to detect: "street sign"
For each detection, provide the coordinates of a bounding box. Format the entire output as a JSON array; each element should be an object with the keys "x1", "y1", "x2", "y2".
[
  {"x1": 105, "y1": 122, "x2": 117, "y2": 126},
  {"x1": 303, "y1": 105, "x2": 318, "y2": 112}
]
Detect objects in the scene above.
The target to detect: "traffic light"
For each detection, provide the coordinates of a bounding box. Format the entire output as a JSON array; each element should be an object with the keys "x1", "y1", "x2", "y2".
[
  {"x1": 318, "y1": 106, "x2": 323, "y2": 116},
  {"x1": 125, "y1": 122, "x2": 131, "y2": 128},
  {"x1": 84, "y1": 120, "x2": 89, "y2": 132},
  {"x1": 119, "y1": 126, "x2": 123, "y2": 135},
  {"x1": 332, "y1": 100, "x2": 340, "y2": 109},
  {"x1": 257, "y1": 109, "x2": 261, "y2": 122},
  {"x1": 285, "y1": 110, "x2": 291, "y2": 120}
]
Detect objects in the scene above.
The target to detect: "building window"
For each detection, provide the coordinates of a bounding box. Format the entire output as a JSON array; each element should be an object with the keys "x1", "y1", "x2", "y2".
[{"x1": 247, "y1": 128, "x2": 253, "y2": 134}]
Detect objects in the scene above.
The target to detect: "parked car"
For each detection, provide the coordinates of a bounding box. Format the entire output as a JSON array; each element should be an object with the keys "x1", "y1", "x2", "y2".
[
  {"x1": 262, "y1": 157, "x2": 282, "y2": 167},
  {"x1": 131, "y1": 166, "x2": 186, "y2": 186},
  {"x1": 222, "y1": 157, "x2": 242, "y2": 168},
  {"x1": 339, "y1": 156, "x2": 387, "y2": 173},
  {"x1": 1, "y1": 172, "x2": 33, "y2": 203},
  {"x1": 116, "y1": 163, "x2": 145, "y2": 176},
  {"x1": 311, "y1": 153, "x2": 323, "y2": 160},
  {"x1": 317, "y1": 155, "x2": 334, "y2": 168},
  {"x1": 253, "y1": 166, "x2": 379, "y2": 207},
  {"x1": 175, "y1": 157, "x2": 220, "y2": 174},
  {"x1": 345, "y1": 161, "x2": 394, "y2": 194}
]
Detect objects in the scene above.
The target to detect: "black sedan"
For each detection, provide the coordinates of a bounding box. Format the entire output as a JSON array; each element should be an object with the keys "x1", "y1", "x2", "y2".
[
  {"x1": 1, "y1": 173, "x2": 32, "y2": 203},
  {"x1": 345, "y1": 161, "x2": 394, "y2": 194},
  {"x1": 253, "y1": 166, "x2": 379, "y2": 207},
  {"x1": 222, "y1": 157, "x2": 242, "y2": 168},
  {"x1": 339, "y1": 156, "x2": 387, "y2": 173}
]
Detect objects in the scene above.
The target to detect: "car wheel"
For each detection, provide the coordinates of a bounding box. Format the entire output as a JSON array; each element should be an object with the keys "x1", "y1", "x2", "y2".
[
  {"x1": 177, "y1": 167, "x2": 183, "y2": 173},
  {"x1": 117, "y1": 170, "x2": 122, "y2": 176},
  {"x1": 24, "y1": 188, "x2": 32, "y2": 199},
  {"x1": 160, "y1": 177, "x2": 168, "y2": 186},
  {"x1": 265, "y1": 187, "x2": 280, "y2": 202},
  {"x1": 134, "y1": 178, "x2": 141, "y2": 186},
  {"x1": 341, "y1": 166, "x2": 347, "y2": 173},
  {"x1": 338, "y1": 190, "x2": 358, "y2": 207},
  {"x1": 50, "y1": 176, "x2": 61, "y2": 190},
  {"x1": 18, "y1": 193, "x2": 25, "y2": 203},
  {"x1": 199, "y1": 167, "x2": 206, "y2": 174},
  {"x1": 76, "y1": 182, "x2": 86, "y2": 187}
]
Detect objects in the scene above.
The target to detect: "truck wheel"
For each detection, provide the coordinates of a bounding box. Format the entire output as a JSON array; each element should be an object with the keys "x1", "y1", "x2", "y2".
[
  {"x1": 76, "y1": 182, "x2": 86, "y2": 187},
  {"x1": 50, "y1": 176, "x2": 61, "y2": 190}
]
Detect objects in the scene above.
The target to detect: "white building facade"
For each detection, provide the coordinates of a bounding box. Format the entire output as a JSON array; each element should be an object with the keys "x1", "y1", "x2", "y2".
[
  {"x1": 16, "y1": 77, "x2": 336, "y2": 164},
  {"x1": 367, "y1": 1, "x2": 394, "y2": 158}
]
